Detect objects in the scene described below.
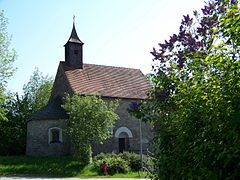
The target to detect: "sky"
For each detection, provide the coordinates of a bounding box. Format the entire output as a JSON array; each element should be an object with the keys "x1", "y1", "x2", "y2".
[{"x1": 1, "y1": 0, "x2": 205, "y2": 94}]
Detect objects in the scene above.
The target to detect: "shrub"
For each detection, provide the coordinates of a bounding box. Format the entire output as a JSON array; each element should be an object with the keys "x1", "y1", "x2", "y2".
[
  {"x1": 93, "y1": 152, "x2": 154, "y2": 174},
  {"x1": 93, "y1": 154, "x2": 130, "y2": 175},
  {"x1": 119, "y1": 152, "x2": 141, "y2": 171},
  {"x1": 119, "y1": 152, "x2": 153, "y2": 172},
  {"x1": 106, "y1": 157, "x2": 130, "y2": 175},
  {"x1": 93, "y1": 152, "x2": 117, "y2": 161}
]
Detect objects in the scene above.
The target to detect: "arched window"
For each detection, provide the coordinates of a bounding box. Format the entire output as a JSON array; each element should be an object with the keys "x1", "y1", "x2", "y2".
[{"x1": 48, "y1": 127, "x2": 62, "y2": 144}]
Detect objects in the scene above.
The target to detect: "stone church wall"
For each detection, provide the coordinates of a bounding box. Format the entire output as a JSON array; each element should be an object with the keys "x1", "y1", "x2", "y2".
[
  {"x1": 26, "y1": 98, "x2": 152, "y2": 156},
  {"x1": 92, "y1": 98, "x2": 152, "y2": 155},
  {"x1": 26, "y1": 119, "x2": 70, "y2": 156}
]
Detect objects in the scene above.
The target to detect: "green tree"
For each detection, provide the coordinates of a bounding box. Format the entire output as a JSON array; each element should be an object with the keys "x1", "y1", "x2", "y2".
[
  {"x1": 63, "y1": 94, "x2": 119, "y2": 165},
  {"x1": 129, "y1": 0, "x2": 240, "y2": 179},
  {"x1": 0, "y1": 10, "x2": 16, "y2": 120},
  {"x1": 23, "y1": 67, "x2": 53, "y2": 115},
  {"x1": 0, "y1": 69, "x2": 53, "y2": 155},
  {"x1": 0, "y1": 93, "x2": 29, "y2": 155}
]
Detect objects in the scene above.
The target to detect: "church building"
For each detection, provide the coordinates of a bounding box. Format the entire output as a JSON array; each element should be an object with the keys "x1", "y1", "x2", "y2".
[{"x1": 26, "y1": 21, "x2": 152, "y2": 156}]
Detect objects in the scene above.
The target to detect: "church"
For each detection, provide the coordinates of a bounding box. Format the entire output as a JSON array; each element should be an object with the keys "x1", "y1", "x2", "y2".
[{"x1": 26, "y1": 21, "x2": 152, "y2": 156}]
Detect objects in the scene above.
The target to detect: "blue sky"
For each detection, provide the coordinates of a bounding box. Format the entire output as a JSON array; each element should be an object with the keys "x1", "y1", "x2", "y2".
[{"x1": 1, "y1": 0, "x2": 204, "y2": 94}]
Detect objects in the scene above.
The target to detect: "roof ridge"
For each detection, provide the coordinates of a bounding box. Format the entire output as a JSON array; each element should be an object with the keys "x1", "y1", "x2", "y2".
[
  {"x1": 85, "y1": 63, "x2": 141, "y2": 71},
  {"x1": 60, "y1": 61, "x2": 142, "y2": 71}
]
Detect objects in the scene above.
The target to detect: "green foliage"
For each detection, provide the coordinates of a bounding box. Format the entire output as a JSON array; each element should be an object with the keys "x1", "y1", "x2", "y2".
[
  {"x1": 120, "y1": 152, "x2": 154, "y2": 174},
  {"x1": 0, "y1": 12, "x2": 52, "y2": 156},
  {"x1": 23, "y1": 67, "x2": 53, "y2": 115},
  {"x1": 93, "y1": 152, "x2": 118, "y2": 161},
  {"x1": 104, "y1": 157, "x2": 130, "y2": 175},
  {"x1": 0, "y1": 156, "x2": 84, "y2": 177},
  {"x1": 0, "y1": 10, "x2": 16, "y2": 120},
  {"x1": 63, "y1": 94, "x2": 119, "y2": 165},
  {"x1": 93, "y1": 152, "x2": 153, "y2": 173},
  {"x1": 0, "y1": 155, "x2": 142, "y2": 178},
  {"x1": 0, "y1": 94, "x2": 27, "y2": 155},
  {"x1": 119, "y1": 151, "x2": 143, "y2": 171},
  {"x1": 93, "y1": 156, "x2": 130, "y2": 175},
  {"x1": 130, "y1": 0, "x2": 240, "y2": 179},
  {"x1": 0, "y1": 69, "x2": 53, "y2": 155}
]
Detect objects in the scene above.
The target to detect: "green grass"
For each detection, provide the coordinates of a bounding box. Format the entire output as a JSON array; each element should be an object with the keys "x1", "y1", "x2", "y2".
[{"x1": 0, "y1": 156, "x2": 145, "y2": 178}]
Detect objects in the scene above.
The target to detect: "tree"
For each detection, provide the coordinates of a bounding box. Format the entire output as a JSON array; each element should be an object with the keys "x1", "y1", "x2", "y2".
[
  {"x1": 0, "y1": 68, "x2": 53, "y2": 155},
  {"x1": 23, "y1": 67, "x2": 53, "y2": 115},
  {"x1": 129, "y1": 0, "x2": 240, "y2": 179},
  {"x1": 63, "y1": 94, "x2": 119, "y2": 165},
  {"x1": 0, "y1": 93, "x2": 29, "y2": 155},
  {"x1": 0, "y1": 10, "x2": 16, "y2": 120}
]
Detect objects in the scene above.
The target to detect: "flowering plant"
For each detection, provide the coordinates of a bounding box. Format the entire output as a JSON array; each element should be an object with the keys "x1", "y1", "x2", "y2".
[{"x1": 130, "y1": 0, "x2": 240, "y2": 179}]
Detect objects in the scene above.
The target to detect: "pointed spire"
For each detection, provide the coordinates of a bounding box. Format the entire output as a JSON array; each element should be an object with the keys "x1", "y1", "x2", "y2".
[
  {"x1": 66, "y1": 16, "x2": 83, "y2": 44},
  {"x1": 64, "y1": 16, "x2": 84, "y2": 69}
]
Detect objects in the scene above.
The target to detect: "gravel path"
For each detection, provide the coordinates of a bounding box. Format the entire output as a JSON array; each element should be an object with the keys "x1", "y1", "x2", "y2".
[{"x1": 0, "y1": 177, "x2": 146, "y2": 180}]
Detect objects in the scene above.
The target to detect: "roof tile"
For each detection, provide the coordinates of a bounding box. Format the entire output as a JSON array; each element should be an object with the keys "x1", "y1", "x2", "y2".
[{"x1": 61, "y1": 62, "x2": 152, "y2": 99}]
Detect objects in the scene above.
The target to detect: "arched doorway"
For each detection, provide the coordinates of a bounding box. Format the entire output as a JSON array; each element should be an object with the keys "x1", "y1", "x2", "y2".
[
  {"x1": 118, "y1": 132, "x2": 129, "y2": 153},
  {"x1": 115, "y1": 127, "x2": 133, "y2": 153}
]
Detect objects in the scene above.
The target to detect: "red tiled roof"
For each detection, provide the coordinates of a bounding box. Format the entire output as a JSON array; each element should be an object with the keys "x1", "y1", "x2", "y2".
[{"x1": 60, "y1": 62, "x2": 152, "y2": 99}]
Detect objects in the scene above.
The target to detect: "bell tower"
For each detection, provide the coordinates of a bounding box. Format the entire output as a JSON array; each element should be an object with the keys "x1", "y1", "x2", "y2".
[{"x1": 64, "y1": 17, "x2": 84, "y2": 69}]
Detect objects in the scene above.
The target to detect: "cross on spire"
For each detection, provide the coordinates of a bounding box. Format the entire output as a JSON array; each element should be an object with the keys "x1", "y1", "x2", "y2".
[
  {"x1": 64, "y1": 16, "x2": 84, "y2": 69},
  {"x1": 65, "y1": 16, "x2": 83, "y2": 44}
]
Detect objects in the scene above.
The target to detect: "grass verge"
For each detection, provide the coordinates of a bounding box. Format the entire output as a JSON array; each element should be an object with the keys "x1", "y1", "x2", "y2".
[{"x1": 0, "y1": 156, "x2": 145, "y2": 178}]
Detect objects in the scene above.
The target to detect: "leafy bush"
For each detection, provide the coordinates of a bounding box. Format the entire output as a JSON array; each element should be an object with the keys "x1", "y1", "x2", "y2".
[
  {"x1": 93, "y1": 156, "x2": 130, "y2": 175},
  {"x1": 93, "y1": 152, "x2": 117, "y2": 161},
  {"x1": 93, "y1": 152, "x2": 153, "y2": 174},
  {"x1": 130, "y1": 0, "x2": 240, "y2": 179},
  {"x1": 106, "y1": 157, "x2": 130, "y2": 175},
  {"x1": 119, "y1": 152, "x2": 141, "y2": 171},
  {"x1": 119, "y1": 152, "x2": 154, "y2": 172}
]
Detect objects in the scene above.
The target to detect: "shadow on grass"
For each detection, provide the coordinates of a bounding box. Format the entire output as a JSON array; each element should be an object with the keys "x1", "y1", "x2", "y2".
[{"x1": 0, "y1": 156, "x2": 85, "y2": 177}]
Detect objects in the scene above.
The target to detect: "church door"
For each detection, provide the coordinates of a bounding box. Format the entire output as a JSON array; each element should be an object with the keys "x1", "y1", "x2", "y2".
[{"x1": 119, "y1": 138, "x2": 125, "y2": 153}]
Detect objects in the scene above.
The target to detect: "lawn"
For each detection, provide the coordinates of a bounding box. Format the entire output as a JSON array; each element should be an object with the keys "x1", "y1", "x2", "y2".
[{"x1": 0, "y1": 156, "x2": 144, "y2": 178}]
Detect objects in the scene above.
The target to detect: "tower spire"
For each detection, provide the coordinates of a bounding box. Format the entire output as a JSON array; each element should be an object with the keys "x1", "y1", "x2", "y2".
[
  {"x1": 65, "y1": 16, "x2": 83, "y2": 44},
  {"x1": 64, "y1": 17, "x2": 84, "y2": 69}
]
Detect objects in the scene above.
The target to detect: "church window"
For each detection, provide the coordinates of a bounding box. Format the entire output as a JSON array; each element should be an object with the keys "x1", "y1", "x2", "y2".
[{"x1": 49, "y1": 127, "x2": 62, "y2": 144}]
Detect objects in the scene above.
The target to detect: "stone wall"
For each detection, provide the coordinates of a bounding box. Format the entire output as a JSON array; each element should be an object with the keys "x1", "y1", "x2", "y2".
[
  {"x1": 92, "y1": 98, "x2": 152, "y2": 155},
  {"x1": 26, "y1": 98, "x2": 152, "y2": 156},
  {"x1": 26, "y1": 119, "x2": 70, "y2": 156}
]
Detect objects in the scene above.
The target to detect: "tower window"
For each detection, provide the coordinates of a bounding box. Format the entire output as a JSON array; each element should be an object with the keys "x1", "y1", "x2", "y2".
[{"x1": 74, "y1": 50, "x2": 79, "y2": 55}]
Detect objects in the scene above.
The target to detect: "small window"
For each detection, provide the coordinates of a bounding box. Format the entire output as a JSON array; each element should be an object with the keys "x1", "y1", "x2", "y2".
[
  {"x1": 49, "y1": 127, "x2": 62, "y2": 144},
  {"x1": 51, "y1": 129, "x2": 60, "y2": 142},
  {"x1": 74, "y1": 50, "x2": 79, "y2": 55}
]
